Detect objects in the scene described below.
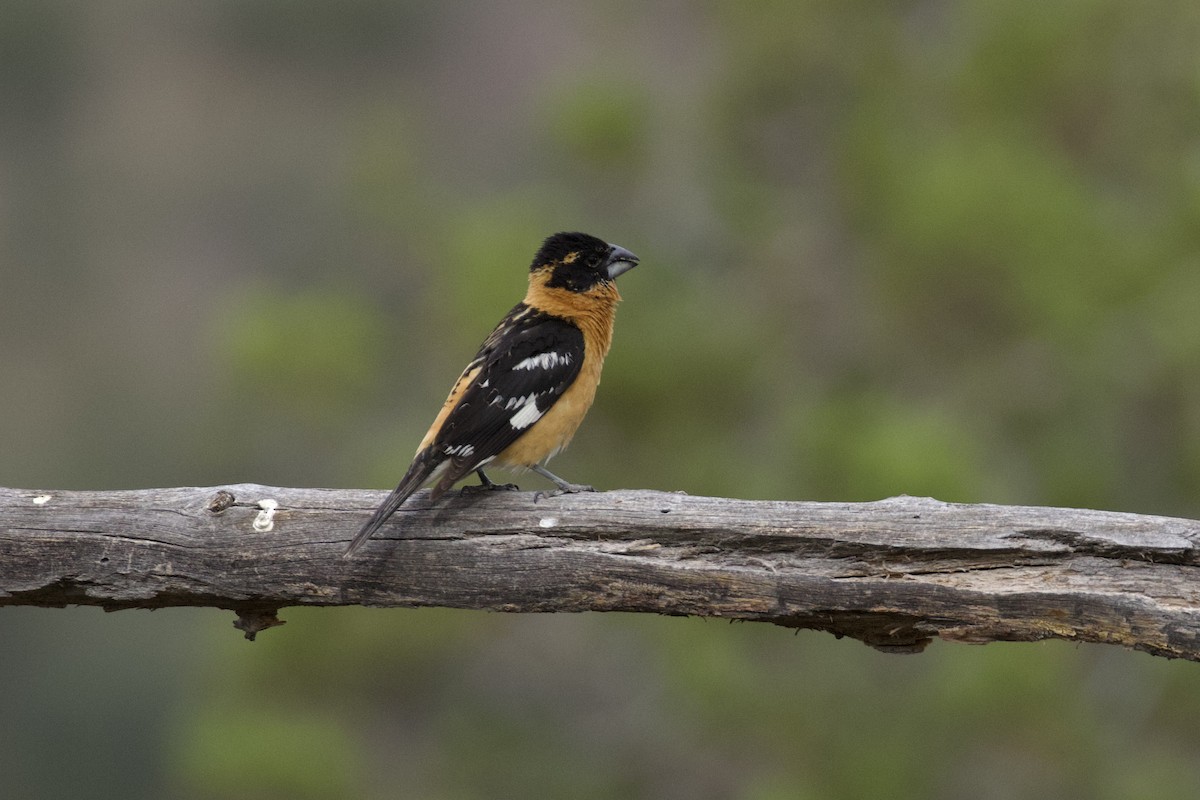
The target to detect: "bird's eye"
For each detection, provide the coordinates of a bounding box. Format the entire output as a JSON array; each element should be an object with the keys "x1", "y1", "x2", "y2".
[{"x1": 586, "y1": 254, "x2": 602, "y2": 268}]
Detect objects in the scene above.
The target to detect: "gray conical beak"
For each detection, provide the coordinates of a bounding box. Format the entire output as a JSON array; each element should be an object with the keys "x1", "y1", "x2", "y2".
[{"x1": 605, "y1": 244, "x2": 639, "y2": 280}]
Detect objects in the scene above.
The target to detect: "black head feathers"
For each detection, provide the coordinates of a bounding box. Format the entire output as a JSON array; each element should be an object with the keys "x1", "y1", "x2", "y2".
[{"x1": 532, "y1": 232, "x2": 638, "y2": 292}]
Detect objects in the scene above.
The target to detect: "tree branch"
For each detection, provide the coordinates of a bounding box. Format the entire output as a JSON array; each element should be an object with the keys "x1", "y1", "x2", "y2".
[{"x1": 2, "y1": 485, "x2": 1198, "y2": 657}]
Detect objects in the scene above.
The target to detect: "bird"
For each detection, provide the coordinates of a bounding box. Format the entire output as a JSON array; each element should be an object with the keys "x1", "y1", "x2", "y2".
[{"x1": 344, "y1": 231, "x2": 639, "y2": 557}]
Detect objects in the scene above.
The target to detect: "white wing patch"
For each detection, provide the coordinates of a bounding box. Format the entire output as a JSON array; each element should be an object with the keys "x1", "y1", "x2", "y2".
[
  {"x1": 513, "y1": 351, "x2": 571, "y2": 371},
  {"x1": 509, "y1": 398, "x2": 545, "y2": 430},
  {"x1": 502, "y1": 393, "x2": 535, "y2": 410},
  {"x1": 444, "y1": 443, "x2": 475, "y2": 457}
]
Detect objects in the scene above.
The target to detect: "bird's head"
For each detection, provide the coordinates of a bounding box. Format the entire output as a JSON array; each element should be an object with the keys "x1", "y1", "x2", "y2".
[{"x1": 530, "y1": 232, "x2": 639, "y2": 294}]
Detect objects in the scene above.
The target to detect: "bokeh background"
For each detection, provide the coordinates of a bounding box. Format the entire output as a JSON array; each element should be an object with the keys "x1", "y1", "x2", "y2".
[{"x1": 4, "y1": 2, "x2": 1200, "y2": 798}]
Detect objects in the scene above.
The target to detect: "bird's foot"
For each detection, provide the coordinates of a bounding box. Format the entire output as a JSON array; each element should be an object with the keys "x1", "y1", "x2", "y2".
[
  {"x1": 461, "y1": 481, "x2": 519, "y2": 496},
  {"x1": 533, "y1": 483, "x2": 595, "y2": 503}
]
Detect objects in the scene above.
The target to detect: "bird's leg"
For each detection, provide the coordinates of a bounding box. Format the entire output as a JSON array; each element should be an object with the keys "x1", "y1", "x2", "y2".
[
  {"x1": 461, "y1": 468, "x2": 518, "y2": 495},
  {"x1": 531, "y1": 464, "x2": 594, "y2": 502}
]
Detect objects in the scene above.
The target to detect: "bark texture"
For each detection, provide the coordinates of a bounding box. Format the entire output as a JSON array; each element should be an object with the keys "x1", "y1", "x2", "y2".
[{"x1": 2, "y1": 485, "x2": 1198, "y2": 656}]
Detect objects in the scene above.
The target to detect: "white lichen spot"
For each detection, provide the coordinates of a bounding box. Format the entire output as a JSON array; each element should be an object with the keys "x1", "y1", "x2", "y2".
[
  {"x1": 253, "y1": 498, "x2": 279, "y2": 532},
  {"x1": 32, "y1": 494, "x2": 51, "y2": 505},
  {"x1": 539, "y1": 517, "x2": 558, "y2": 528}
]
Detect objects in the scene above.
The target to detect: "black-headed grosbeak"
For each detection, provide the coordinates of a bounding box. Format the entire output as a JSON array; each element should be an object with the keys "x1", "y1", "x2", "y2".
[{"x1": 344, "y1": 231, "x2": 639, "y2": 557}]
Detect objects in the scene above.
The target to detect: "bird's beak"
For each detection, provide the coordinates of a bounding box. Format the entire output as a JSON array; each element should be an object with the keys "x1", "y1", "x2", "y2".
[{"x1": 605, "y1": 244, "x2": 639, "y2": 280}]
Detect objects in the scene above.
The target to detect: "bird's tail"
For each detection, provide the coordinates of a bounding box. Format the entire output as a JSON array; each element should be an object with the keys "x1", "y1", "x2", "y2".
[{"x1": 343, "y1": 451, "x2": 441, "y2": 558}]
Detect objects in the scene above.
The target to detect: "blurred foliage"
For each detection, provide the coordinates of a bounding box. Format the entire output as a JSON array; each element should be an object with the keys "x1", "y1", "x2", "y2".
[
  {"x1": 4, "y1": 1, "x2": 1200, "y2": 799},
  {"x1": 544, "y1": 77, "x2": 651, "y2": 175},
  {"x1": 217, "y1": 286, "x2": 385, "y2": 423},
  {"x1": 175, "y1": 706, "x2": 363, "y2": 800}
]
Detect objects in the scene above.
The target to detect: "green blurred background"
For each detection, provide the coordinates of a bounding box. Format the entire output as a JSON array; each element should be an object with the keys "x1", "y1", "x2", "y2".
[{"x1": 4, "y1": 2, "x2": 1200, "y2": 798}]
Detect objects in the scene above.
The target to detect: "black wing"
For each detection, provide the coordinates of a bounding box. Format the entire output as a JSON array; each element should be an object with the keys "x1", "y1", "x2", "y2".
[
  {"x1": 430, "y1": 305, "x2": 584, "y2": 488},
  {"x1": 344, "y1": 305, "x2": 583, "y2": 557}
]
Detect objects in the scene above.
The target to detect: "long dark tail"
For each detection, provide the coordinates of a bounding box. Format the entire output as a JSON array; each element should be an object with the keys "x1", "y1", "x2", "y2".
[{"x1": 343, "y1": 451, "x2": 440, "y2": 558}]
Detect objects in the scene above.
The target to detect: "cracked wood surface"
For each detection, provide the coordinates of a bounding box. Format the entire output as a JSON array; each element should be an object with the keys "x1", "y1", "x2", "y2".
[{"x1": 2, "y1": 484, "x2": 1199, "y2": 658}]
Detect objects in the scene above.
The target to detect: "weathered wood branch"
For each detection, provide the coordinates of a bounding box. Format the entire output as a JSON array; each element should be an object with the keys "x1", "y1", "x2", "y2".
[{"x1": 2, "y1": 484, "x2": 1199, "y2": 658}]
